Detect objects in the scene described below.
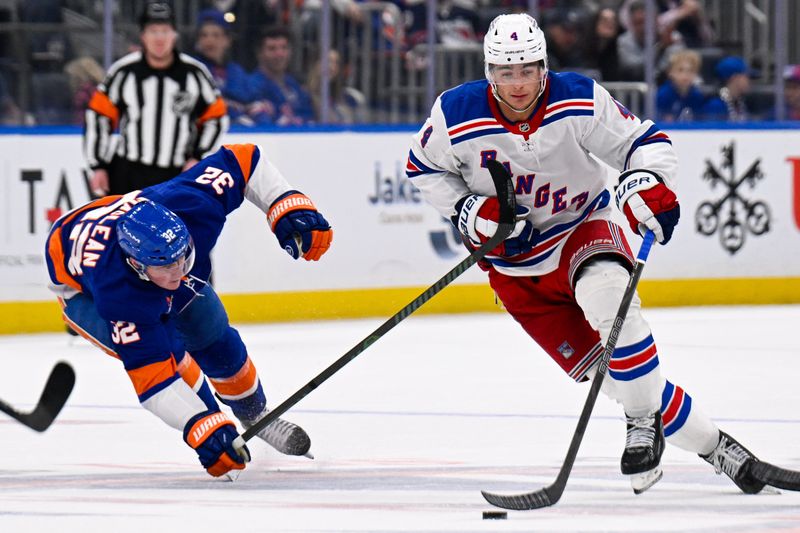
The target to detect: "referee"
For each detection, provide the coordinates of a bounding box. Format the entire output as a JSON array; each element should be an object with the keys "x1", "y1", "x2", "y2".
[{"x1": 84, "y1": 2, "x2": 229, "y2": 195}]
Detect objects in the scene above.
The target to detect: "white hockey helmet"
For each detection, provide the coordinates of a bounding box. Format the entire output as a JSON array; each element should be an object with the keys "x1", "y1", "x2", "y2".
[{"x1": 484, "y1": 14, "x2": 548, "y2": 100}]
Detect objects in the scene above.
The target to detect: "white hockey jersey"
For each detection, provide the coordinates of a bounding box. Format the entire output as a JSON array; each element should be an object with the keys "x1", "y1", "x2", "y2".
[{"x1": 406, "y1": 72, "x2": 678, "y2": 277}]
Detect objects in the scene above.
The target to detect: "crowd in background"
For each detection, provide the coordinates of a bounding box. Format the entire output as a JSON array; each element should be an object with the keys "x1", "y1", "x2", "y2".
[{"x1": 0, "y1": 0, "x2": 799, "y2": 126}]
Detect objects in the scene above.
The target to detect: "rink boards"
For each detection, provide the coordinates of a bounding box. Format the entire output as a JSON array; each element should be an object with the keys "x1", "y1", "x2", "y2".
[{"x1": 0, "y1": 125, "x2": 799, "y2": 333}]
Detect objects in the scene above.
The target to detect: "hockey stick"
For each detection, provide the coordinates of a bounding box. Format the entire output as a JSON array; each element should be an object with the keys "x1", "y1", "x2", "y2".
[
  {"x1": 482, "y1": 229, "x2": 657, "y2": 510},
  {"x1": 751, "y1": 461, "x2": 800, "y2": 492},
  {"x1": 0, "y1": 361, "x2": 76, "y2": 432},
  {"x1": 240, "y1": 159, "x2": 517, "y2": 444}
]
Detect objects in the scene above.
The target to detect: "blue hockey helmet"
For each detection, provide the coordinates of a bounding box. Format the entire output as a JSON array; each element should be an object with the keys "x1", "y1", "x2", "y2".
[{"x1": 116, "y1": 199, "x2": 194, "y2": 279}]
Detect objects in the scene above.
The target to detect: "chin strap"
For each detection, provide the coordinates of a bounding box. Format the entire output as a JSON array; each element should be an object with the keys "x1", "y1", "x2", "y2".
[
  {"x1": 126, "y1": 257, "x2": 151, "y2": 282},
  {"x1": 490, "y1": 82, "x2": 545, "y2": 115}
]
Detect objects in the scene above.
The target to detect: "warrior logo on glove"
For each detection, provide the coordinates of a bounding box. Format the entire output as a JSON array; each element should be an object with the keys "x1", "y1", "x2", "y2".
[
  {"x1": 268, "y1": 191, "x2": 333, "y2": 261},
  {"x1": 184, "y1": 410, "x2": 250, "y2": 477}
]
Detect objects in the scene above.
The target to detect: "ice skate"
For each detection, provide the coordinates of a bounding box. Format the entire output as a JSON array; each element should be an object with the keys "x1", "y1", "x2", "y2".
[
  {"x1": 700, "y1": 431, "x2": 765, "y2": 494},
  {"x1": 621, "y1": 410, "x2": 665, "y2": 494},
  {"x1": 242, "y1": 409, "x2": 313, "y2": 458}
]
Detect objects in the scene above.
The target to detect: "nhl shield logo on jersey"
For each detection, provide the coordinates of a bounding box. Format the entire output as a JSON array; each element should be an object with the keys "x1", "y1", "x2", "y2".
[
  {"x1": 519, "y1": 122, "x2": 531, "y2": 133},
  {"x1": 172, "y1": 91, "x2": 197, "y2": 115}
]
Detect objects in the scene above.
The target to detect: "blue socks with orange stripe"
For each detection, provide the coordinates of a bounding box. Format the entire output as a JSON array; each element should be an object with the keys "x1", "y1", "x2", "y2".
[{"x1": 218, "y1": 381, "x2": 268, "y2": 422}]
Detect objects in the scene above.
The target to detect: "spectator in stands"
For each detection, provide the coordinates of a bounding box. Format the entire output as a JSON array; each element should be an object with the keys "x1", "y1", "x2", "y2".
[
  {"x1": 435, "y1": 0, "x2": 482, "y2": 48},
  {"x1": 656, "y1": 49, "x2": 704, "y2": 122},
  {"x1": 389, "y1": 0, "x2": 481, "y2": 50},
  {"x1": 296, "y1": 0, "x2": 365, "y2": 96},
  {"x1": 619, "y1": 0, "x2": 713, "y2": 48},
  {"x1": 543, "y1": 8, "x2": 587, "y2": 72},
  {"x1": 193, "y1": 9, "x2": 253, "y2": 125},
  {"x1": 617, "y1": 0, "x2": 684, "y2": 81},
  {"x1": 583, "y1": 7, "x2": 621, "y2": 81},
  {"x1": 780, "y1": 65, "x2": 800, "y2": 121},
  {"x1": 248, "y1": 27, "x2": 314, "y2": 125},
  {"x1": 64, "y1": 57, "x2": 105, "y2": 125},
  {"x1": 702, "y1": 56, "x2": 754, "y2": 122},
  {"x1": 198, "y1": 0, "x2": 280, "y2": 70},
  {"x1": 306, "y1": 49, "x2": 366, "y2": 124},
  {"x1": 655, "y1": 0, "x2": 713, "y2": 48}
]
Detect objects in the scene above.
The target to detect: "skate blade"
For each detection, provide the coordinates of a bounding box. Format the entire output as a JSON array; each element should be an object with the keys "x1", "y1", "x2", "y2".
[
  {"x1": 223, "y1": 470, "x2": 242, "y2": 482},
  {"x1": 631, "y1": 466, "x2": 663, "y2": 495},
  {"x1": 303, "y1": 451, "x2": 315, "y2": 460}
]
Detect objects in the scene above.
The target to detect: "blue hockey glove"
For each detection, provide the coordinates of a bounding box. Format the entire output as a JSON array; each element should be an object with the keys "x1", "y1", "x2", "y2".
[
  {"x1": 183, "y1": 410, "x2": 250, "y2": 477},
  {"x1": 268, "y1": 190, "x2": 333, "y2": 261},
  {"x1": 615, "y1": 169, "x2": 680, "y2": 244},
  {"x1": 453, "y1": 194, "x2": 538, "y2": 257}
]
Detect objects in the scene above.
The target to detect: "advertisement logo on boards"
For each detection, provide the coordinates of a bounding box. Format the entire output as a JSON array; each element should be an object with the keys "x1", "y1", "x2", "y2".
[
  {"x1": 368, "y1": 160, "x2": 424, "y2": 224},
  {"x1": 18, "y1": 167, "x2": 96, "y2": 237},
  {"x1": 368, "y1": 160, "x2": 468, "y2": 259},
  {"x1": 2, "y1": 167, "x2": 94, "y2": 274},
  {"x1": 695, "y1": 141, "x2": 770, "y2": 255},
  {"x1": 429, "y1": 219, "x2": 464, "y2": 259}
]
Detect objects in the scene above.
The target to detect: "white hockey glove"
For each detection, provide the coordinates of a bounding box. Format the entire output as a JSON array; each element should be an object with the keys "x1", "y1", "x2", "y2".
[
  {"x1": 615, "y1": 169, "x2": 680, "y2": 244},
  {"x1": 452, "y1": 194, "x2": 537, "y2": 256}
]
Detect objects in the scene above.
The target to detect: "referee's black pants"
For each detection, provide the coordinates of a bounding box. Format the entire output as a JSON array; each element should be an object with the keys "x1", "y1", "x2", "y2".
[{"x1": 108, "y1": 157, "x2": 183, "y2": 195}]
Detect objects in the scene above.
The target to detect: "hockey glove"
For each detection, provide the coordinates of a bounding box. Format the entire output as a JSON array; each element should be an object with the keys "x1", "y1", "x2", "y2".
[
  {"x1": 184, "y1": 410, "x2": 250, "y2": 477},
  {"x1": 615, "y1": 169, "x2": 680, "y2": 244},
  {"x1": 453, "y1": 194, "x2": 538, "y2": 257},
  {"x1": 268, "y1": 190, "x2": 333, "y2": 261}
]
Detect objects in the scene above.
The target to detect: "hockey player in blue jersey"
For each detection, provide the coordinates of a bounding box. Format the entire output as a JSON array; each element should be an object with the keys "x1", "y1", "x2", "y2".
[
  {"x1": 406, "y1": 13, "x2": 771, "y2": 495},
  {"x1": 45, "y1": 143, "x2": 332, "y2": 478}
]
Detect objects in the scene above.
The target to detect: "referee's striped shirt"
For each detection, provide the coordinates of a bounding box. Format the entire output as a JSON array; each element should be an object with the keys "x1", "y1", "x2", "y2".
[{"x1": 84, "y1": 50, "x2": 229, "y2": 170}]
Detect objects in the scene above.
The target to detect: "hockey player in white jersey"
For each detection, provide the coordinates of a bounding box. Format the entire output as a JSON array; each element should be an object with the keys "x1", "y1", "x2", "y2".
[{"x1": 406, "y1": 13, "x2": 767, "y2": 495}]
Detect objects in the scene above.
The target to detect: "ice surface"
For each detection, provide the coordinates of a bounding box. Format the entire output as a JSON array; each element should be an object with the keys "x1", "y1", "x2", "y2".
[{"x1": 1, "y1": 306, "x2": 799, "y2": 532}]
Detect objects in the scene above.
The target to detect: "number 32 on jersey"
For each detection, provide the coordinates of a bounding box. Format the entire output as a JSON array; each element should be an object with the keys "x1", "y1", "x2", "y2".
[
  {"x1": 111, "y1": 321, "x2": 140, "y2": 344},
  {"x1": 195, "y1": 166, "x2": 234, "y2": 195}
]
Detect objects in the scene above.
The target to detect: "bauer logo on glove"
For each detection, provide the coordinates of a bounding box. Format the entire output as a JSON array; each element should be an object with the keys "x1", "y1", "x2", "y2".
[
  {"x1": 453, "y1": 194, "x2": 538, "y2": 257},
  {"x1": 615, "y1": 169, "x2": 680, "y2": 244},
  {"x1": 268, "y1": 190, "x2": 333, "y2": 261}
]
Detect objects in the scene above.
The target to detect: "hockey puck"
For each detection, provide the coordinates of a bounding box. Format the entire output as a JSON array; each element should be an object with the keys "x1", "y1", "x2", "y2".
[{"x1": 482, "y1": 511, "x2": 508, "y2": 520}]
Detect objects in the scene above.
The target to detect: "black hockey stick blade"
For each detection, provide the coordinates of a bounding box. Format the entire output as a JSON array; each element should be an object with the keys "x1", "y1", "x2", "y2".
[
  {"x1": 752, "y1": 461, "x2": 800, "y2": 491},
  {"x1": 482, "y1": 230, "x2": 657, "y2": 510},
  {"x1": 242, "y1": 161, "x2": 516, "y2": 442},
  {"x1": 0, "y1": 361, "x2": 76, "y2": 432}
]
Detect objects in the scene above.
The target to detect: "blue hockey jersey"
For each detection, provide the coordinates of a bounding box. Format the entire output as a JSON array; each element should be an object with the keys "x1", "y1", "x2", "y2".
[{"x1": 45, "y1": 144, "x2": 293, "y2": 399}]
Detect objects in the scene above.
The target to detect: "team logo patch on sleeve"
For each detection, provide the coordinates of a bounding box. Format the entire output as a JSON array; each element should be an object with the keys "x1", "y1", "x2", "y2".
[
  {"x1": 613, "y1": 98, "x2": 636, "y2": 120},
  {"x1": 421, "y1": 125, "x2": 433, "y2": 147},
  {"x1": 557, "y1": 341, "x2": 575, "y2": 359}
]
